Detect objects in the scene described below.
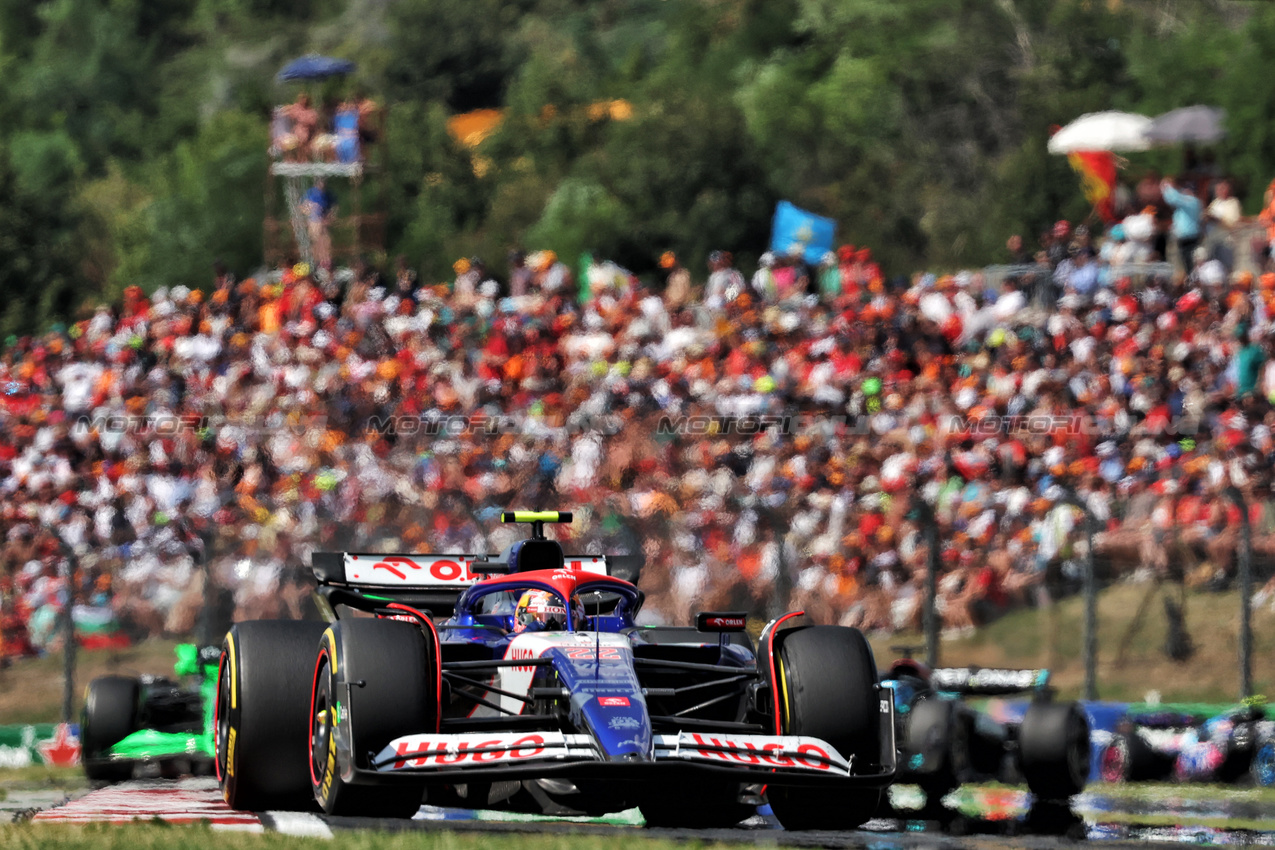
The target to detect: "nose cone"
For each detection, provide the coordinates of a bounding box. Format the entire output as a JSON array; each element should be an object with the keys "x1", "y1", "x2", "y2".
[
  {"x1": 550, "y1": 646, "x2": 653, "y2": 762},
  {"x1": 575, "y1": 693, "x2": 653, "y2": 762}
]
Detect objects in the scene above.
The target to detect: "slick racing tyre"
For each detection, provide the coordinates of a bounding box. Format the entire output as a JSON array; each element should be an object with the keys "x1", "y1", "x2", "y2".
[
  {"x1": 904, "y1": 697, "x2": 969, "y2": 803},
  {"x1": 1101, "y1": 727, "x2": 1173, "y2": 782},
  {"x1": 82, "y1": 676, "x2": 140, "y2": 782},
  {"x1": 310, "y1": 619, "x2": 433, "y2": 818},
  {"x1": 1019, "y1": 702, "x2": 1090, "y2": 800},
  {"x1": 767, "y1": 625, "x2": 882, "y2": 830},
  {"x1": 216, "y1": 620, "x2": 327, "y2": 811}
]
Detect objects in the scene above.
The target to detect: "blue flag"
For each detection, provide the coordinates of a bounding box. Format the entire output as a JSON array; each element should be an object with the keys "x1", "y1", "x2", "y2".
[{"x1": 770, "y1": 201, "x2": 837, "y2": 265}]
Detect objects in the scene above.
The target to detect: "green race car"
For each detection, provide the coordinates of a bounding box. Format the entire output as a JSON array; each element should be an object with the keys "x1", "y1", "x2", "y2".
[{"x1": 80, "y1": 644, "x2": 220, "y2": 781}]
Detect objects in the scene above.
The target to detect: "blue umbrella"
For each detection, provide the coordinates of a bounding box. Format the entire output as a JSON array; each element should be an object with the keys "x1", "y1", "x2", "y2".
[{"x1": 276, "y1": 54, "x2": 356, "y2": 82}]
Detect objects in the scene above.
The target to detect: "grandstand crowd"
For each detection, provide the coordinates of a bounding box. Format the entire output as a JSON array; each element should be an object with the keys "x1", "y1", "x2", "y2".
[{"x1": 5, "y1": 193, "x2": 1275, "y2": 660}]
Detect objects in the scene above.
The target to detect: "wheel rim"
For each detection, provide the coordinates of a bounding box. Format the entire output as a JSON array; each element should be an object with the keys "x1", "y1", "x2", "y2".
[
  {"x1": 214, "y1": 652, "x2": 231, "y2": 782},
  {"x1": 1254, "y1": 744, "x2": 1275, "y2": 787},
  {"x1": 1100, "y1": 740, "x2": 1127, "y2": 783},
  {"x1": 310, "y1": 652, "x2": 333, "y2": 790}
]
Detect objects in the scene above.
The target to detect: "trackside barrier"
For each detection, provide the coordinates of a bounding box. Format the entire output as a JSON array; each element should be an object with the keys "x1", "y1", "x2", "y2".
[{"x1": 0, "y1": 724, "x2": 81, "y2": 767}]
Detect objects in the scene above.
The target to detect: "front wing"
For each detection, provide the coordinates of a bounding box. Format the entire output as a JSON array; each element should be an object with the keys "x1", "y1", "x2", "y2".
[{"x1": 367, "y1": 696, "x2": 898, "y2": 789}]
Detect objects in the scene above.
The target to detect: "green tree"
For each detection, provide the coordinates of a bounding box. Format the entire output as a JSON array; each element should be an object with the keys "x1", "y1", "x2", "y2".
[{"x1": 131, "y1": 110, "x2": 269, "y2": 289}]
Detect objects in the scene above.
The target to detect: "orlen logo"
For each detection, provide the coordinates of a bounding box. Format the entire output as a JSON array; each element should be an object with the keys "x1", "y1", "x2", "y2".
[
  {"x1": 704, "y1": 616, "x2": 745, "y2": 629},
  {"x1": 598, "y1": 696, "x2": 630, "y2": 707}
]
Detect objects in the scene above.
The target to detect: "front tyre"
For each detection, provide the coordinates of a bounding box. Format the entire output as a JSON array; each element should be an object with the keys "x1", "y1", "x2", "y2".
[
  {"x1": 82, "y1": 676, "x2": 140, "y2": 782},
  {"x1": 766, "y1": 625, "x2": 882, "y2": 830},
  {"x1": 216, "y1": 620, "x2": 328, "y2": 811},
  {"x1": 310, "y1": 619, "x2": 432, "y2": 818},
  {"x1": 1019, "y1": 702, "x2": 1090, "y2": 800}
]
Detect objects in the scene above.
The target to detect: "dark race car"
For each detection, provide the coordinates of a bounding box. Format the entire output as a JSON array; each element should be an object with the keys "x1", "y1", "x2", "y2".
[
  {"x1": 1100, "y1": 702, "x2": 1275, "y2": 786},
  {"x1": 214, "y1": 511, "x2": 898, "y2": 829},
  {"x1": 81, "y1": 644, "x2": 221, "y2": 781},
  {"x1": 881, "y1": 655, "x2": 1089, "y2": 805}
]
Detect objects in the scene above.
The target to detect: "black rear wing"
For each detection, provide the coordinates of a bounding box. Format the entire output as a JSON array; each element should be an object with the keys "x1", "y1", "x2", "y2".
[
  {"x1": 311, "y1": 551, "x2": 642, "y2": 618},
  {"x1": 929, "y1": 667, "x2": 1051, "y2": 696}
]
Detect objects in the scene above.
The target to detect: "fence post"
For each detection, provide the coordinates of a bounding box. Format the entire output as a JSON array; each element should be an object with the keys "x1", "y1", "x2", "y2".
[
  {"x1": 910, "y1": 496, "x2": 940, "y2": 668},
  {"x1": 51, "y1": 531, "x2": 79, "y2": 724},
  {"x1": 1224, "y1": 485, "x2": 1253, "y2": 700},
  {"x1": 1082, "y1": 505, "x2": 1098, "y2": 702},
  {"x1": 1060, "y1": 489, "x2": 1098, "y2": 701}
]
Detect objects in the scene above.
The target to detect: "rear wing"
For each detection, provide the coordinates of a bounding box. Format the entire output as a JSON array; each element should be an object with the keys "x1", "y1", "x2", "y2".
[
  {"x1": 929, "y1": 667, "x2": 1050, "y2": 696},
  {"x1": 311, "y1": 550, "x2": 641, "y2": 617}
]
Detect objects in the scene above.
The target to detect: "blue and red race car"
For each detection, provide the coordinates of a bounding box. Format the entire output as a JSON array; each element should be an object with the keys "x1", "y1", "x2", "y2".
[
  {"x1": 214, "y1": 511, "x2": 898, "y2": 828},
  {"x1": 1100, "y1": 702, "x2": 1275, "y2": 786}
]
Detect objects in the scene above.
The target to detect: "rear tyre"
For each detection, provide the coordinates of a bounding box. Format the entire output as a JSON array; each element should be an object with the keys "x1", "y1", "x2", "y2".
[
  {"x1": 639, "y1": 782, "x2": 751, "y2": 828},
  {"x1": 82, "y1": 676, "x2": 140, "y2": 782},
  {"x1": 904, "y1": 697, "x2": 968, "y2": 804},
  {"x1": 310, "y1": 619, "x2": 432, "y2": 818},
  {"x1": 216, "y1": 620, "x2": 328, "y2": 811},
  {"x1": 1019, "y1": 702, "x2": 1090, "y2": 800},
  {"x1": 766, "y1": 625, "x2": 882, "y2": 830}
]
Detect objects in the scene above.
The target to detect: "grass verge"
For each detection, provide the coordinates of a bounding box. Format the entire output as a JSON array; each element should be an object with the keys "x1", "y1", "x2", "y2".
[
  {"x1": 0, "y1": 639, "x2": 180, "y2": 725},
  {"x1": 1084, "y1": 811, "x2": 1275, "y2": 831},
  {"x1": 0, "y1": 823, "x2": 771, "y2": 850},
  {"x1": 0, "y1": 766, "x2": 85, "y2": 793},
  {"x1": 1084, "y1": 781, "x2": 1275, "y2": 806}
]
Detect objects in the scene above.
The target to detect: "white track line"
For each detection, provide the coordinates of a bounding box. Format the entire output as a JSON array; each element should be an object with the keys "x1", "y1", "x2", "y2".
[{"x1": 264, "y1": 811, "x2": 336, "y2": 838}]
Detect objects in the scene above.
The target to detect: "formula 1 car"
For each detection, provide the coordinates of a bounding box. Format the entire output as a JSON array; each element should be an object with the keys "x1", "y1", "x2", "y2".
[
  {"x1": 81, "y1": 644, "x2": 220, "y2": 781},
  {"x1": 1100, "y1": 702, "x2": 1275, "y2": 786},
  {"x1": 881, "y1": 655, "x2": 1089, "y2": 804},
  {"x1": 214, "y1": 511, "x2": 898, "y2": 829}
]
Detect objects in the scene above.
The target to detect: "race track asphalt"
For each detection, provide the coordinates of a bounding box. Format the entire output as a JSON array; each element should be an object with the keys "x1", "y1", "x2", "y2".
[{"x1": 19, "y1": 778, "x2": 1275, "y2": 849}]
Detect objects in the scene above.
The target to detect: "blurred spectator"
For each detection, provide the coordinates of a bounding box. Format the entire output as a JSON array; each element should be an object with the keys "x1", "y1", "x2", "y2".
[
  {"x1": 659, "y1": 251, "x2": 690, "y2": 310},
  {"x1": 705, "y1": 251, "x2": 745, "y2": 310},
  {"x1": 4, "y1": 213, "x2": 1275, "y2": 667},
  {"x1": 302, "y1": 179, "x2": 336, "y2": 272},
  {"x1": 1162, "y1": 175, "x2": 1203, "y2": 268},
  {"x1": 508, "y1": 251, "x2": 532, "y2": 297},
  {"x1": 333, "y1": 98, "x2": 361, "y2": 164},
  {"x1": 282, "y1": 93, "x2": 319, "y2": 161}
]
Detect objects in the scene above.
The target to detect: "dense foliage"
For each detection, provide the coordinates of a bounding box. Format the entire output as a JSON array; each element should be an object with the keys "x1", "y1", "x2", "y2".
[{"x1": 0, "y1": 0, "x2": 1272, "y2": 333}]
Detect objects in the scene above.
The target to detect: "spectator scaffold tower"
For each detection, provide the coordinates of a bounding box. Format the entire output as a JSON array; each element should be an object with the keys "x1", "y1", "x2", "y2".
[{"x1": 264, "y1": 55, "x2": 385, "y2": 271}]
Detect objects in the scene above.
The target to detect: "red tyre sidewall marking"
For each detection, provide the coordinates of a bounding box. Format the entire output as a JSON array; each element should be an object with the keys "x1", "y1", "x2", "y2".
[
  {"x1": 766, "y1": 611, "x2": 804, "y2": 735},
  {"x1": 386, "y1": 602, "x2": 443, "y2": 732},
  {"x1": 308, "y1": 647, "x2": 331, "y2": 791}
]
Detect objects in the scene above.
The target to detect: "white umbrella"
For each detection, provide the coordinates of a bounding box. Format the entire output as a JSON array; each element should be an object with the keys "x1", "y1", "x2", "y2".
[{"x1": 1047, "y1": 111, "x2": 1153, "y2": 154}]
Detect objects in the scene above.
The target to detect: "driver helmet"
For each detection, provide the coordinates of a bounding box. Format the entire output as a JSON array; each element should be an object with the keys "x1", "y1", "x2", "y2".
[{"x1": 514, "y1": 591, "x2": 568, "y2": 633}]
